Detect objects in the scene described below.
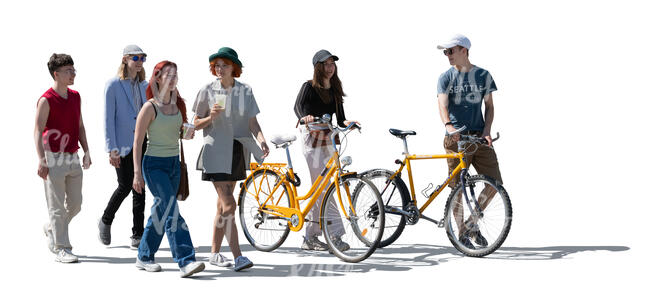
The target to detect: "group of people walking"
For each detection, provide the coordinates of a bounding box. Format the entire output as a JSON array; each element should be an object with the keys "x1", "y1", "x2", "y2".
[{"x1": 34, "y1": 34, "x2": 504, "y2": 278}]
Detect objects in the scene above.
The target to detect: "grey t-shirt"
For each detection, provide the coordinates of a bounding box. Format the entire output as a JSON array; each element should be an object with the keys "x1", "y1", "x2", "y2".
[
  {"x1": 192, "y1": 79, "x2": 261, "y2": 174},
  {"x1": 437, "y1": 66, "x2": 497, "y2": 132}
]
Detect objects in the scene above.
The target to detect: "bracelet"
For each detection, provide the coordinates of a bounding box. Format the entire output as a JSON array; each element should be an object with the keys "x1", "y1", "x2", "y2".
[{"x1": 444, "y1": 122, "x2": 453, "y2": 126}]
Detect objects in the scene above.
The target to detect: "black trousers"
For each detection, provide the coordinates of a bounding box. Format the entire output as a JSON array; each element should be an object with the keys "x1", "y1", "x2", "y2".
[{"x1": 101, "y1": 143, "x2": 146, "y2": 237}]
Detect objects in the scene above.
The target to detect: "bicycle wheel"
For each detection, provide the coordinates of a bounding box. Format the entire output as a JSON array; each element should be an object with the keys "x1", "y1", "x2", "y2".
[
  {"x1": 361, "y1": 169, "x2": 410, "y2": 248},
  {"x1": 444, "y1": 174, "x2": 512, "y2": 257},
  {"x1": 238, "y1": 169, "x2": 291, "y2": 252},
  {"x1": 321, "y1": 174, "x2": 384, "y2": 263}
]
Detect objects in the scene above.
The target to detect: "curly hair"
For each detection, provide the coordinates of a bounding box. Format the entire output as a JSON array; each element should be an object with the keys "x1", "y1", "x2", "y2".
[{"x1": 47, "y1": 53, "x2": 74, "y2": 79}]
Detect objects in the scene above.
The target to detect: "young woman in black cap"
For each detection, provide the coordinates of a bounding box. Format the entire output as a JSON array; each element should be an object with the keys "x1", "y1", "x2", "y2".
[{"x1": 293, "y1": 49, "x2": 360, "y2": 251}]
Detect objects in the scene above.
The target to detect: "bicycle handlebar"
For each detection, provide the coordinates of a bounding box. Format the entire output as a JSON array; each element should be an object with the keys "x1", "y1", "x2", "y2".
[
  {"x1": 460, "y1": 132, "x2": 500, "y2": 143},
  {"x1": 299, "y1": 116, "x2": 323, "y2": 125},
  {"x1": 449, "y1": 125, "x2": 500, "y2": 145},
  {"x1": 299, "y1": 114, "x2": 361, "y2": 150},
  {"x1": 301, "y1": 114, "x2": 361, "y2": 132}
]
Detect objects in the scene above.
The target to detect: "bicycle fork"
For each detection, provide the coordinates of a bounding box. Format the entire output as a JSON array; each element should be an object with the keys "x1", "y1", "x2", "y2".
[{"x1": 459, "y1": 168, "x2": 483, "y2": 220}]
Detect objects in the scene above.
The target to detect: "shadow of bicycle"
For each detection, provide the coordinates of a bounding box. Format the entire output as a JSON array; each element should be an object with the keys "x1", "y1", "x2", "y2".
[
  {"x1": 77, "y1": 243, "x2": 629, "y2": 279},
  {"x1": 484, "y1": 245, "x2": 630, "y2": 260},
  {"x1": 373, "y1": 244, "x2": 630, "y2": 261}
]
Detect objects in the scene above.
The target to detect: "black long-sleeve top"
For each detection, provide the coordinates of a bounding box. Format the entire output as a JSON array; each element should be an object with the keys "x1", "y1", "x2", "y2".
[{"x1": 293, "y1": 81, "x2": 346, "y2": 127}]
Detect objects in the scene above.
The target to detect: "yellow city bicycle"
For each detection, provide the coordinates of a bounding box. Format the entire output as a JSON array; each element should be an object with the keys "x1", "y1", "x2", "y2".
[
  {"x1": 361, "y1": 126, "x2": 512, "y2": 257},
  {"x1": 238, "y1": 115, "x2": 385, "y2": 263}
]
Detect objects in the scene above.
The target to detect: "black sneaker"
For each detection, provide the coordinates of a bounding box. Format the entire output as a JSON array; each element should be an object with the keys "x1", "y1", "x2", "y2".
[
  {"x1": 468, "y1": 229, "x2": 488, "y2": 247},
  {"x1": 459, "y1": 231, "x2": 475, "y2": 250},
  {"x1": 131, "y1": 236, "x2": 141, "y2": 249},
  {"x1": 98, "y1": 219, "x2": 111, "y2": 245}
]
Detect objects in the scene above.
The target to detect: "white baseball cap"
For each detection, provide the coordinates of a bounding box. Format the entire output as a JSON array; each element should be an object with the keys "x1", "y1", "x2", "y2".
[{"x1": 437, "y1": 34, "x2": 471, "y2": 50}]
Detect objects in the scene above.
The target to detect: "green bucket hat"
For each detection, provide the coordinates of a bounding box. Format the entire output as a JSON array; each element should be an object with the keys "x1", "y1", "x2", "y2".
[{"x1": 209, "y1": 47, "x2": 243, "y2": 68}]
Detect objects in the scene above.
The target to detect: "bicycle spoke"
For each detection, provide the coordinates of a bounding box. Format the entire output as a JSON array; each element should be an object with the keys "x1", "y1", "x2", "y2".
[{"x1": 239, "y1": 169, "x2": 291, "y2": 252}]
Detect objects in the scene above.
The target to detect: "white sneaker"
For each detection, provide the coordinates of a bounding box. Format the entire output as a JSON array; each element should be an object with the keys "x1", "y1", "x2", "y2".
[
  {"x1": 234, "y1": 256, "x2": 253, "y2": 272},
  {"x1": 135, "y1": 258, "x2": 161, "y2": 272},
  {"x1": 55, "y1": 249, "x2": 78, "y2": 263},
  {"x1": 43, "y1": 224, "x2": 55, "y2": 254},
  {"x1": 180, "y1": 261, "x2": 205, "y2": 278},
  {"x1": 208, "y1": 253, "x2": 232, "y2": 267}
]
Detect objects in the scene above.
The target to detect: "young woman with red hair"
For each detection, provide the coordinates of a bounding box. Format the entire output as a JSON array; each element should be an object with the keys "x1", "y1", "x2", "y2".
[
  {"x1": 131, "y1": 60, "x2": 204, "y2": 278},
  {"x1": 192, "y1": 47, "x2": 269, "y2": 271}
]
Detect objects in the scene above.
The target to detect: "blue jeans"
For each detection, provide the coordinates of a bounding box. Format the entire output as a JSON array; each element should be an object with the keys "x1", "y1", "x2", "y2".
[{"x1": 138, "y1": 155, "x2": 196, "y2": 268}]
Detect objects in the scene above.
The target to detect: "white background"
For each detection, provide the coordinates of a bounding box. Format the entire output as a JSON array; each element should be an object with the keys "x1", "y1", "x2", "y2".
[{"x1": 1, "y1": 0, "x2": 647, "y2": 293}]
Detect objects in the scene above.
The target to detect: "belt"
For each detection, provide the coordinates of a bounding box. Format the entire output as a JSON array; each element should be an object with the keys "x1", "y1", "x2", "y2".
[{"x1": 459, "y1": 130, "x2": 482, "y2": 136}]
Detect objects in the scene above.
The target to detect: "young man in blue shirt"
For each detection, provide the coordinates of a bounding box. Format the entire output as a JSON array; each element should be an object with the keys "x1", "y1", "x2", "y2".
[
  {"x1": 437, "y1": 34, "x2": 503, "y2": 249},
  {"x1": 100, "y1": 45, "x2": 148, "y2": 248}
]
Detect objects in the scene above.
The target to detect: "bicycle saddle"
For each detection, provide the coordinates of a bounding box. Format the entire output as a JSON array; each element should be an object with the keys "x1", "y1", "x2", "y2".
[
  {"x1": 271, "y1": 134, "x2": 297, "y2": 146},
  {"x1": 389, "y1": 128, "x2": 416, "y2": 137}
]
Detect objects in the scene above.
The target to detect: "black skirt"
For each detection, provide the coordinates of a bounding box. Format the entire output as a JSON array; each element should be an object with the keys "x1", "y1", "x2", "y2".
[{"x1": 201, "y1": 140, "x2": 246, "y2": 182}]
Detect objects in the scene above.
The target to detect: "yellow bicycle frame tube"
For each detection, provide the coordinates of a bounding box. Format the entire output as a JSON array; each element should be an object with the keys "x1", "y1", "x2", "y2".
[
  {"x1": 297, "y1": 152, "x2": 341, "y2": 216},
  {"x1": 243, "y1": 149, "x2": 353, "y2": 230},
  {"x1": 398, "y1": 152, "x2": 468, "y2": 213}
]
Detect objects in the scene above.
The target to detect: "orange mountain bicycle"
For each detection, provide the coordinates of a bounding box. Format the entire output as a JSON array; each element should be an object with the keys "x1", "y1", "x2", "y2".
[{"x1": 361, "y1": 126, "x2": 512, "y2": 257}]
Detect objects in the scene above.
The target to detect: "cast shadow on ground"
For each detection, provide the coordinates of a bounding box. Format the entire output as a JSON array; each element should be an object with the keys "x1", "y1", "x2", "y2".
[{"x1": 77, "y1": 243, "x2": 629, "y2": 279}]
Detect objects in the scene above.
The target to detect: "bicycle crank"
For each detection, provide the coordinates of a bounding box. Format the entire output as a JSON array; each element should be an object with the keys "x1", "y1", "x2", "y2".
[
  {"x1": 263, "y1": 205, "x2": 304, "y2": 232},
  {"x1": 405, "y1": 204, "x2": 420, "y2": 225}
]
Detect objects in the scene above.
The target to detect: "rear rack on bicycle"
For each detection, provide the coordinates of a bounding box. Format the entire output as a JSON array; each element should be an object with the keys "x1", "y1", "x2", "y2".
[{"x1": 250, "y1": 162, "x2": 287, "y2": 170}]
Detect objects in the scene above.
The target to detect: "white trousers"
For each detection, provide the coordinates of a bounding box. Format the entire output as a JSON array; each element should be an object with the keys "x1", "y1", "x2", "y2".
[{"x1": 300, "y1": 127, "x2": 344, "y2": 238}]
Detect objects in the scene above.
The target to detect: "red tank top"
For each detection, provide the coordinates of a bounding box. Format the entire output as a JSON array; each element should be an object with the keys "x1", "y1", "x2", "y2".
[{"x1": 40, "y1": 88, "x2": 81, "y2": 153}]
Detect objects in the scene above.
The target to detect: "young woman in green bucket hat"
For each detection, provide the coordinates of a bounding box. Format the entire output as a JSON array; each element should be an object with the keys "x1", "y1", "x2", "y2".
[{"x1": 192, "y1": 47, "x2": 269, "y2": 271}]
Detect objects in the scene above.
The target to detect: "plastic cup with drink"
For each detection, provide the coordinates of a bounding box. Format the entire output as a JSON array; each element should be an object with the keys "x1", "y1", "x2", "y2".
[
  {"x1": 214, "y1": 93, "x2": 227, "y2": 108},
  {"x1": 182, "y1": 114, "x2": 196, "y2": 139}
]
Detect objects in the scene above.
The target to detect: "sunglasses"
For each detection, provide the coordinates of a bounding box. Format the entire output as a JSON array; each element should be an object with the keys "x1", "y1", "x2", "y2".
[
  {"x1": 131, "y1": 55, "x2": 146, "y2": 62},
  {"x1": 443, "y1": 47, "x2": 460, "y2": 56}
]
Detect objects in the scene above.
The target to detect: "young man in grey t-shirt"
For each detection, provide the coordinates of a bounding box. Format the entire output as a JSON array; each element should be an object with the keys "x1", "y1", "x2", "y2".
[{"x1": 436, "y1": 34, "x2": 504, "y2": 249}]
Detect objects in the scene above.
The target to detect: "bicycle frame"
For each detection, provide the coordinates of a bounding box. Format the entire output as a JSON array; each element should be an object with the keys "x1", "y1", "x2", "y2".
[
  {"x1": 389, "y1": 151, "x2": 468, "y2": 214},
  {"x1": 367, "y1": 130, "x2": 509, "y2": 255},
  {"x1": 243, "y1": 148, "x2": 357, "y2": 232}
]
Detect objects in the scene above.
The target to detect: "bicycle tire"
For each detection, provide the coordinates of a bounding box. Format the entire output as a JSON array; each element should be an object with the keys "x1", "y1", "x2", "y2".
[
  {"x1": 360, "y1": 169, "x2": 410, "y2": 248},
  {"x1": 238, "y1": 169, "x2": 292, "y2": 252},
  {"x1": 444, "y1": 174, "x2": 512, "y2": 257},
  {"x1": 321, "y1": 174, "x2": 384, "y2": 263}
]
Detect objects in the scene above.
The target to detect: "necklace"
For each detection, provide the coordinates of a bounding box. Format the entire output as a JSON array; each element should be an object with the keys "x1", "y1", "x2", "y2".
[{"x1": 156, "y1": 96, "x2": 171, "y2": 105}]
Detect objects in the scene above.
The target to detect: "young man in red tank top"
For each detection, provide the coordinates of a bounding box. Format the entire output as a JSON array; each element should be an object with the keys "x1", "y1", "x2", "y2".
[{"x1": 34, "y1": 53, "x2": 92, "y2": 263}]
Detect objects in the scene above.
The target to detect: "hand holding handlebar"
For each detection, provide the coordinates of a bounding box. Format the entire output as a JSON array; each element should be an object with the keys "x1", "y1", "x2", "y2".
[{"x1": 449, "y1": 126, "x2": 500, "y2": 146}]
